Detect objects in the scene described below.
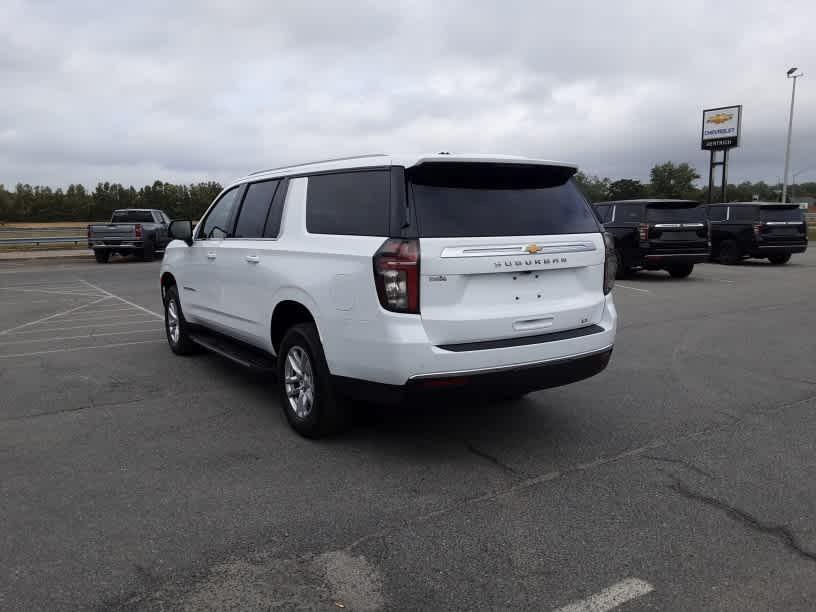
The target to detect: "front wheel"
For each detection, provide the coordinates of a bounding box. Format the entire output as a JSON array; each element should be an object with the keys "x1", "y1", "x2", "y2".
[
  {"x1": 163, "y1": 286, "x2": 197, "y2": 355},
  {"x1": 718, "y1": 240, "x2": 741, "y2": 265},
  {"x1": 768, "y1": 253, "x2": 791, "y2": 265},
  {"x1": 277, "y1": 323, "x2": 348, "y2": 438},
  {"x1": 667, "y1": 263, "x2": 694, "y2": 278}
]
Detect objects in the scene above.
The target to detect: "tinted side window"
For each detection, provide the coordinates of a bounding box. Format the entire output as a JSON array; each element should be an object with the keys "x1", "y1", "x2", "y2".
[
  {"x1": 708, "y1": 206, "x2": 727, "y2": 221},
  {"x1": 199, "y1": 187, "x2": 241, "y2": 240},
  {"x1": 616, "y1": 204, "x2": 643, "y2": 223},
  {"x1": 595, "y1": 205, "x2": 612, "y2": 223},
  {"x1": 306, "y1": 171, "x2": 390, "y2": 236},
  {"x1": 264, "y1": 179, "x2": 289, "y2": 238},
  {"x1": 234, "y1": 180, "x2": 279, "y2": 239},
  {"x1": 729, "y1": 206, "x2": 756, "y2": 223}
]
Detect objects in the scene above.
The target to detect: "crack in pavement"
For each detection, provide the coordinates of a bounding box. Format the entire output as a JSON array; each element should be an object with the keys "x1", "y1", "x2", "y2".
[
  {"x1": 464, "y1": 440, "x2": 526, "y2": 477},
  {"x1": 671, "y1": 479, "x2": 816, "y2": 563},
  {"x1": 642, "y1": 454, "x2": 715, "y2": 479}
]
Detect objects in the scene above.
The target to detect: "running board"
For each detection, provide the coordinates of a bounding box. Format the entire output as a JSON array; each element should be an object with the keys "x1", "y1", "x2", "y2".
[{"x1": 188, "y1": 330, "x2": 277, "y2": 374}]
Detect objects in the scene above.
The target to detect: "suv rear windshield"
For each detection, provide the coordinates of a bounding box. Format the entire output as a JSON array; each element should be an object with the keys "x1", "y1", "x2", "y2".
[
  {"x1": 408, "y1": 163, "x2": 599, "y2": 238},
  {"x1": 761, "y1": 207, "x2": 804, "y2": 222},
  {"x1": 112, "y1": 210, "x2": 154, "y2": 223},
  {"x1": 646, "y1": 203, "x2": 704, "y2": 223}
]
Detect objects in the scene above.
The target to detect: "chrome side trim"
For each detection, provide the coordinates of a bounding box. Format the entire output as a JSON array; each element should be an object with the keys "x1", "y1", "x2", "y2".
[
  {"x1": 765, "y1": 221, "x2": 805, "y2": 226},
  {"x1": 440, "y1": 242, "x2": 596, "y2": 258},
  {"x1": 653, "y1": 223, "x2": 705, "y2": 229},
  {"x1": 408, "y1": 344, "x2": 614, "y2": 381}
]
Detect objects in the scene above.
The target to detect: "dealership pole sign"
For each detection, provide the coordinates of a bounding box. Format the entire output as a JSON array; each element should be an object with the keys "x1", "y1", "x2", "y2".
[
  {"x1": 701, "y1": 105, "x2": 742, "y2": 150},
  {"x1": 702, "y1": 105, "x2": 741, "y2": 203}
]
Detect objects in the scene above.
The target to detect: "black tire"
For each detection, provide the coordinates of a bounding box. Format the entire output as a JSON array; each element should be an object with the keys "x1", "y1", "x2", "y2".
[
  {"x1": 163, "y1": 285, "x2": 197, "y2": 355},
  {"x1": 718, "y1": 240, "x2": 741, "y2": 265},
  {"x1": 141, "y1": 240, "x2": 155, "y2": 262},
  {"x1": 94, "y1": 249, "x2": 110, "y2": 263},
  {"x1": 277, "y1": 323, "x2": 347, "y2": 438},
  {"x1": 667, "y1": 263, "x2": 694, "y2": 278},
  {"x1": 614, "y1": 250, "x2": 631, "y2": 279},
  {"x1": 768, "y1": 253, "x2": 791, "y2": 265}
]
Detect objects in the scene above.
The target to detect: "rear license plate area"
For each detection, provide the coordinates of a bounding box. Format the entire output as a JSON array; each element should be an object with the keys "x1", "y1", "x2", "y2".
[{"x1": 659, "y1": 231, "x2": 696, "y2": 241}]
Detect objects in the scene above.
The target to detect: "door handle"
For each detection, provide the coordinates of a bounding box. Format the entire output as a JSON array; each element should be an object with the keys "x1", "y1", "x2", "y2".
[
  {"x1": 207, "y1": 252, "x2": 217, "y2": 260},
  {"x1": 245, "y1": 255, "x2": 260, "y2": 264}
]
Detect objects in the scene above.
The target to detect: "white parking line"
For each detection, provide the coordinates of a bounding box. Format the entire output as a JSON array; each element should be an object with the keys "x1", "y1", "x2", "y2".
[
  {"x1": 0, "y1": 328, "x2": 165, "y2": 346},
  {"x1": 79, "y1": 280, "x2": 163, "y2": 320},
  {"x1": 0, "y1": 296, "x2": 112, "y2": 335},
  {"x1": 555, "y1": 578, "x2": 654, "y2": 612},
  {"x1": 0, "y1": 287, "x2": 104, "y2": 297},
  {"x1": 0, "y1": 339, "x2": 165, "y2": 359},
  {"x1": 4, "y1": 319, "x2": 161, "y2": 335},
  {"x1": 49, "y1": 311, "x2": 149, "y2": 324},
  {"x1": 615, "y1": 284, "x2": 652, "y2": 294}
]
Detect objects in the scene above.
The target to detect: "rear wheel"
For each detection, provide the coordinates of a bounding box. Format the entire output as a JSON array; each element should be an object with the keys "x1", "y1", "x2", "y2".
[
  {"x1": 614, "y1": 250, "x2": 631, "y2": 279},
  {"x1": 768, "y1": 253, "x2": 791, "y2": 265},
  {"x1": 94, "y1": 249, "x2": 110, "y2": 263},
  {"x1": 163, "y1": 285, "x2": 197, "y2": 355},
  {"x1": 718, "y1": 240, "x2": 741, "y2": 265},
  {"x1": 278, "y1": 323, "x2": 348, "y2": 438},
  {"x1": 141, "y1": 240, "x2": 155, "y2": 261},
  {"x1": 667, "y1": 263, "x2": 694, "y2": 278}
]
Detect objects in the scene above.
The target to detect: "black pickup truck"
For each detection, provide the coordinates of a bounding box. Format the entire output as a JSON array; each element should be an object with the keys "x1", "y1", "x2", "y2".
[
  {"x1": 593, "y1": 199, "x2": 709, "y2": 278},
  {"x1": 706, "y1": 202, "x2": 808, "y2": 265},
  {"x1": 88, "y1": 209, "x2": 171, "y2": 263}
]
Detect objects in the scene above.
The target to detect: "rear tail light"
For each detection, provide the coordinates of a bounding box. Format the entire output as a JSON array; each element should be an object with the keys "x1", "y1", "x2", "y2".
[
  {"x1": 753, "y1": 223, "x2": 762, "y2": 239},
  {"x1": 373, "y1": 238, "x2": 420, "y2": 314},
  {"x1": 87, "y1": 226, "x2": 91, "y2": 241},
  {"x1": 638, "y1": 223, "x2": 649, "y2": 241},
  {"x1": 134, "y1": 224, "x2": 143, "y2": 240},
  {"x1": 603, "y1": 232, "x2": 616, "y2": 295}
]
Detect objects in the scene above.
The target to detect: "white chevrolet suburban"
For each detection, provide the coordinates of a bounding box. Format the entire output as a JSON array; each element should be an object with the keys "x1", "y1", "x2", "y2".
[{"x1": 160, "y1": 154, "x2": 617, "y2": 437}]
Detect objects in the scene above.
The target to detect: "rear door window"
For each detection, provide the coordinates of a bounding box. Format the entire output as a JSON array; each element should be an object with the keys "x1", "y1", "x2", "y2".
[
  {"x1": 264, "y1": 179, "x2": 289, "y2": 238},
  {"x1": 760, "y1": 207, "x2": 804, "y2": 222},
  {"x1": 646, "y1": 204, "x2": 705, "y2": 223},
  {"x1": 707, "y1": 206, "x2": 727, "y2": 221},
  {"x1": 306, "y1": 171, "x2": 390, "y2": 236},
  {"x1": 408, "y1": 163, "x2": 598, "y2": 237},
  {"x1": 112, "y1": 210, "x2": 155, "y2": 223},
  {"x1": 615, "y1": 204, "x2": 643, "y2": 223},
  {"x1": 233, "y1": 180, "x2": 279, "y2": 239},
  {"x1": 594, "y1": 205, "x2": 612, "y2": 223},
  {"x1": 729, "y1": 206, "x2": 757, "y2": 223}
]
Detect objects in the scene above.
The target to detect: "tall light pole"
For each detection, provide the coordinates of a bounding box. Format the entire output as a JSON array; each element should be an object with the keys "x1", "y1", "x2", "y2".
[{"x1": 781, "y1": 67, "x2": 803, "y2": 204}]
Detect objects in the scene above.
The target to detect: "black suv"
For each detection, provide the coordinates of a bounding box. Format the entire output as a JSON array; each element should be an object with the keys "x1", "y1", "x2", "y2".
[
  {"x1": 707, "y1": 202, "x2": 808, "y2": 265},
  {"x1": 593, "y1": 199, "x2": 709, "y2": 278}
]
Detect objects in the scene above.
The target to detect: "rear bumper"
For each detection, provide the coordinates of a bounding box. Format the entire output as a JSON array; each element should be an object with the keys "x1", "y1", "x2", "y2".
[
  {"x1": 642, "y1": 252, "x2": 709, "y2": 265},
  {"x1": 90, "y1": 242, "x2": 143, "y2": 250},
  {"x1": 334, "y1": 346, "x2": 613, "y2": 405},
  {"x1": 749, "y1": 243, "x2": 807, "y2": 256}
]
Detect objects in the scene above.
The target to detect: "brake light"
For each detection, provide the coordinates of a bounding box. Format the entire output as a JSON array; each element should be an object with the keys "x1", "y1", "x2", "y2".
[
  {"x1": 638, "y1": 223, "x2": 649, "y2": 241},
  {"x1": 603, "y1": 232, "x2": 616, "y2": 295},
  {"x1": 373, "y1": 239, "x2": 420, "y2": 313},
  {"x1": 753, "y1": 223, "x2": 762, "y2": 239},
  {"x1": 87, "y1": 225, "x2": 91, "y2": 241},
  {"x1": 134, "y1": 224, "x2": 143, "y2": 240}
]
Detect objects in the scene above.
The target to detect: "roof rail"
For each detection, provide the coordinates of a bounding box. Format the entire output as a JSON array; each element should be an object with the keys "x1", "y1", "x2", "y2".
[{"x1": 248, "y1": 153, "x2": 388, "y2": 176}]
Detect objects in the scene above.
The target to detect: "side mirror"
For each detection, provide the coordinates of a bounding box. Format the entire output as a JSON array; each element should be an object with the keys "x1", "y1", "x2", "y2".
[{"x1": 168, "y1": 220, "x2": 193, "y2": 246}]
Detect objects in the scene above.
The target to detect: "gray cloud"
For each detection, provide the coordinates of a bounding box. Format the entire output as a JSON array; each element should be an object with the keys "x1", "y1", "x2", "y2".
[{"x1": 1, "y1": 0, "x2": 814, "y2": 188}]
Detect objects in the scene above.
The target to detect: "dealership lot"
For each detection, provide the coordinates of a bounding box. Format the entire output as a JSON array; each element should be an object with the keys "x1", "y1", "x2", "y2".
[{"x1": 1, "y1": 254, "x2": 815, "y2": 610}]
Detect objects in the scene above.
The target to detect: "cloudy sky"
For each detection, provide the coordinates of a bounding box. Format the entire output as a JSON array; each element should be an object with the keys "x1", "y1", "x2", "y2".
[{"x1": 2, "y1": 0, "x2": 814, "y2": 188}]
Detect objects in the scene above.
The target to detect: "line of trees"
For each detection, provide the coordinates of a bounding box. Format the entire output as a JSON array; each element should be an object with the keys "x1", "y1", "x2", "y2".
[
  {"x1": 0, "y1": 181, "x2": 223, "y2": 223},
  {"x1": 1, "y1": 163, "x2": 814, "y2": 223},
  {"x1": 576, "y1": 162, "x2": 816, "y2": 204}
]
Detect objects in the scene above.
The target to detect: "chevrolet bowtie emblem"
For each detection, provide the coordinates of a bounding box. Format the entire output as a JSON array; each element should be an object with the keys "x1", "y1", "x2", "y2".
[{"x1": 525, "y1": 244, "x2": 541, "y2": 254}]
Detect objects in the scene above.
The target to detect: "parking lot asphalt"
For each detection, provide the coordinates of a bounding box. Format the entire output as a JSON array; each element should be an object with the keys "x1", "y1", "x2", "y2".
[{"x1": 1, "y1": 252, "x2": 815, "y2": 611}]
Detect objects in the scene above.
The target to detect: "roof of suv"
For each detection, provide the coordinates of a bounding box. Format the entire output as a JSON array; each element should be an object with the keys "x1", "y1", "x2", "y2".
[
  {"x1": 595, "y1": 199, "x2": 699, "y2": 206},
  {"x1": 723, "y1": 201, "x2": 801, "y2": 207},
  {"x1": 241, "y1": 153, "x2": 578, "y2": 183}
]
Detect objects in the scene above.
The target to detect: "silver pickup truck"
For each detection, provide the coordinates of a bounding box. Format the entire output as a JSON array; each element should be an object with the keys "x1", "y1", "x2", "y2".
[{"x1": 88, "y1": 209, "x2": 171, "y2": 263}]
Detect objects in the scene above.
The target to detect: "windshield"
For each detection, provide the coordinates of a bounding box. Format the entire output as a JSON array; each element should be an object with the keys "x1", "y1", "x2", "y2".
[
  {"x1": 761, "y1": 207, "x2": 804, "y2": 222},
  {"x1": 408, "y1": 163, "x2": 599, "y2": 238},
  {"x1": 646, "y1": 204, "x2": 705, "y2": 223},
  {"x1": 111, "y1": 210, "x2": 154, "y2": 223}
]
